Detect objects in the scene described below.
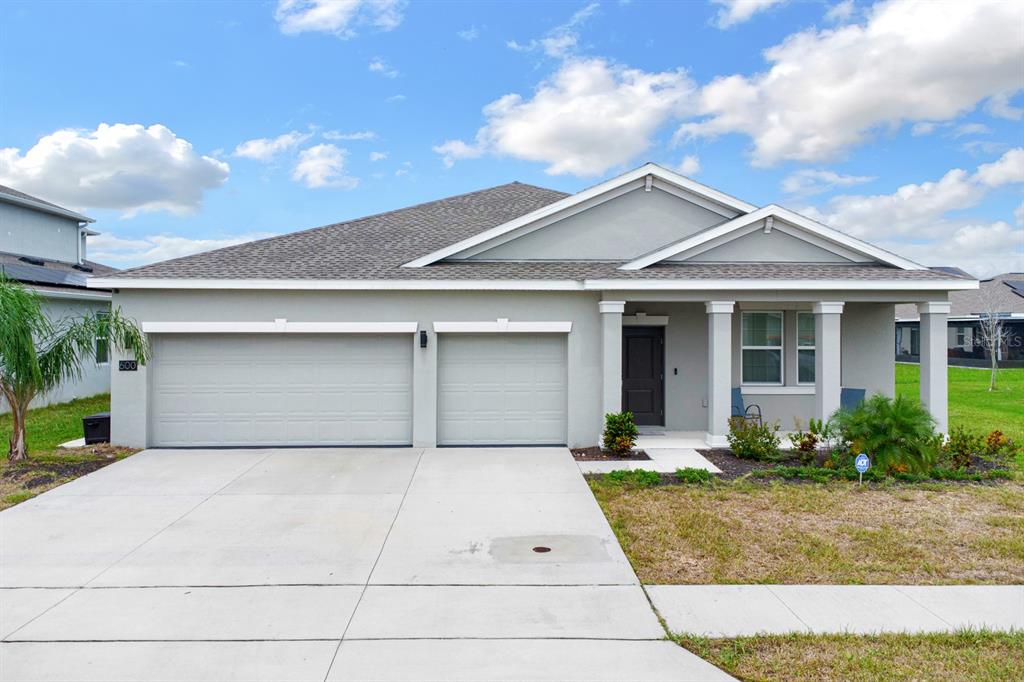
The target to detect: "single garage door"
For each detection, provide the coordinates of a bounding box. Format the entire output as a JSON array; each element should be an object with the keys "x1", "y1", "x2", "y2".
[
  {"x1": 149, "y1": 334, "x2": 412, "y2": 447},
  {"x1": 438, "y1": 334, "x2": 568, "y2": 446}
]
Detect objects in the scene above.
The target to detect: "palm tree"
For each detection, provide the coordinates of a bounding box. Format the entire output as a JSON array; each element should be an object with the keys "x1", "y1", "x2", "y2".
[{"x1": 1, "y1": 276, "x2": 147, "y2": 461}]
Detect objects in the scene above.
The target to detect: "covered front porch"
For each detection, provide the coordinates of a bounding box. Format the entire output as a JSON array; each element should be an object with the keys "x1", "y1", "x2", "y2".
[{"x1": 598, "y1": 295, "x2": 951, "y2": 448}]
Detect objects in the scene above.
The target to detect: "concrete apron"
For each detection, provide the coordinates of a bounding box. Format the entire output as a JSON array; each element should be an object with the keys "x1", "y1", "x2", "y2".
[{"x1": 0, "y1": 447, "x2": 732, "y2": 682}]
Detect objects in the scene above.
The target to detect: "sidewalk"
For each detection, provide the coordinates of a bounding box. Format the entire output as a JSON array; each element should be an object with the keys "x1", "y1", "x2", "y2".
[{"x1": 648, "y1": 584, "x2": 1024, "y2": 637}]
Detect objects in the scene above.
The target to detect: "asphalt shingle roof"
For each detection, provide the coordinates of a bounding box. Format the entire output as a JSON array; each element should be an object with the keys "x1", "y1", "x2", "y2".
[
  {"x1": 896, "y1": 273, "x2": 1024, "y2": 319},
  {"x1": 106, "y1": 181, "x2": 969, "y2": 283},
  {"x1": 0, "y1": 251, "x2": 118, "y2": 290}
]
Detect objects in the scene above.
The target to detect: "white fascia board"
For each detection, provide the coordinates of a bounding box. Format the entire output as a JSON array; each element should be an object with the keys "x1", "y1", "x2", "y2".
[
  {"x1": 143, "y1": 321, "x2": 418, "y2": 334},
  {"x1": 0, "y1": 193, "x2": 95, "y2": 223},
  {"x1": 583, "y1": 278, "x2": 980, "y2": 291},
  {"x1": 400, "y1": 163, "x2": 757, "y2": 268},
  {"x1": 89, "y1": 278, "x2": 585, "y2": 291},
  {"x1": 29, "y1": 287, "x2": 111, "y2": 302},
  {"x1": 433, "y1": 320, "x2": 572, "y2": 333},
  {"x1": 621, "y1": 205, "x2": 928, "y2": 271}
]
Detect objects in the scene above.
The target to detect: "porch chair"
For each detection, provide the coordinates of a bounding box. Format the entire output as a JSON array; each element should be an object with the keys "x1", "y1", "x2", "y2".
[
  {"x1": 731, "y1": 387, "x2": 763, "y2": 426},
  {"x1": 840, "y1": 387, "x2": 866, "y2": 412}
]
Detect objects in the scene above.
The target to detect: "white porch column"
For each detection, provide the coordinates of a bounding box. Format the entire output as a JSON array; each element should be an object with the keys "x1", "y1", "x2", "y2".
[
  {"x1": 813, "y1": 301, "x2": 844, "y2": 421},
  {"x1": 706, "y1": 301, "x2": 734, "y2": 447},
  {"x1": 918, "y1": 301, "x2": 951, "y2": 433},
  {"x1": 599, "y1": 300, "x2": 625, "y2": 417}
]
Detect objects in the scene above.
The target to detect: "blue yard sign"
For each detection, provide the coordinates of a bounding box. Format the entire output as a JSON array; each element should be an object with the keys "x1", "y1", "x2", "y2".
[{"x1": 855, "y1": 453, "x2": 870, "y2": 484}]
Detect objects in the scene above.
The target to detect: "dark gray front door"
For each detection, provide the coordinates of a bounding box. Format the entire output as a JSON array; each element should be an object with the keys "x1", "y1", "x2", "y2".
[{"x1": 622, "y1": 326, "x2": 664, "y2": 426}]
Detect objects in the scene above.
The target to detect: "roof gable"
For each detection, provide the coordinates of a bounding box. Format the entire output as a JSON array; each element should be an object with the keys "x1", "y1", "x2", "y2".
[
  {"x1": 621, "y1": 205, "x2": 926, "y2": 271},
  {"x1": 401, "y1": 163, "x2": 755, "y2": 268}
]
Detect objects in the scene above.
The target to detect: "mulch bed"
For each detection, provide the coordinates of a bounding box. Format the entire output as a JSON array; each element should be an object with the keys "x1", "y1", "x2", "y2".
[
  {"x1": 1, "y1": 444, "x2": 130, "y2": 488},
  {"x1": 698, "y1": 448, "x2": 803, "y2": 480},
  {"x1": 571, "y1": 446, "x2": 651, "y2": 461}
]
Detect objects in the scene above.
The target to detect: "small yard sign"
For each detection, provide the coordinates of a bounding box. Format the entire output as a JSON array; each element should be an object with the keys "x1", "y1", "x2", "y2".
[{"x1": 855, "y1": 453, "x2": 870, "y2": 484}]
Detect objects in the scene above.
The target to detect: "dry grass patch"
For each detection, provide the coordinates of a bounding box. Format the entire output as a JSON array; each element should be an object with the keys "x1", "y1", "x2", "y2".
[
  {"x1": 590, "y1": 480, "x2": 1024, "y2": 584},
  {"x1": 0, "y1": 444, "x2": 139, "y2": 510},
  {"x1": 676, "y1": 630, "x2": 1024, "y2": 682}
]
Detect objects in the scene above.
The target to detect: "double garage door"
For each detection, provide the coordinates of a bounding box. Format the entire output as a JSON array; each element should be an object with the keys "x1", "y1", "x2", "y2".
[{"x1": 148, "y1": 333, "x2": 567, "y2": 447}]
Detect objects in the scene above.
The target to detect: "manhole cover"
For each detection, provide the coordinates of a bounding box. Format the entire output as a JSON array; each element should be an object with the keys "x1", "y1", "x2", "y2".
[{"x1": 532, "y1": 546, "x2": 552, "y2": 553}]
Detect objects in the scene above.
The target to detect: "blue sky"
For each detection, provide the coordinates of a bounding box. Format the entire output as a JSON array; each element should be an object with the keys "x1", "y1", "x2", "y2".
[{"x1": 1, "y1": 0, "x2": 1021, "y2": 277}]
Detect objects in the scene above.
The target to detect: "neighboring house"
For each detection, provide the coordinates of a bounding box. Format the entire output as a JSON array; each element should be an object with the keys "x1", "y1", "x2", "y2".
[
  {"x1": 895, "y1": 272, "x2": 1024, "y2": 368},
  {"x1": 0, "y1": 184, "x2": 116, "y2": 410},
  {"x1": 90, "y1": 164, "x2": 976, "y2": 449}
]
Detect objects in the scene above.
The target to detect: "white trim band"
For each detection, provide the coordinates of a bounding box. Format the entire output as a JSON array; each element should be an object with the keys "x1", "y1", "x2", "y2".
[
  {"x1": 142, "y1": 321, "x2": 419, "y2": 334},
  {"x1": 812, "y1": 301, "x2": 845, "y2": 315},
  {"x1": 705, "y1": 300, "x2": 735, "y2": 314},
  {"x1": 917, "y1": 301, "x2": 952, "y2": 314},
  {"x1": 598, "y1": 300, "x2": 626, "y2": 314},
  {"x1": 432, "y1": 320, "x2": 572, "y2": 333},
  {"x1": 29, "y1": 287, "x2": 111, "y2": 302}
]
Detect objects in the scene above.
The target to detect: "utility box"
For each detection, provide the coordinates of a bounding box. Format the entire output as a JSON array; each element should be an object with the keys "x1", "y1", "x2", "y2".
[{"x1": 83, "y1": 412, "x2": 111, "y2": 445}]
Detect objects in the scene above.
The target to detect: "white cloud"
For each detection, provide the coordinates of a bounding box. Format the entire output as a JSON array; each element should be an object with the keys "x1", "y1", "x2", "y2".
[
  {"x1": 323, "y1": 130, "x2": 376, "y2": 140},
  {"x1": 385, "y1": 94, "x2": 406, "y2": 103},
  {"x1": 233, "y1": 131, "x2": 311, "y2": 160},
  {"x1": 781, "y1": 168, "x2": 875, "y2": 195},
  {"x1": 89, "y1": 231, "x2": 276, "y2": 266},
  {"x1": 457, "y1": 26, "x2": 479, "y2": 41},
  {"x1": 677, "y1": 155, "x2": 701, "y2": 175},
  {"x1": 369, "y1": 151, "x2": 388, "y2": 161},
  {"x1": 986, "y1": 91, "x2": 1024, "y2": 121},
  {"x1": 368, "y1": 57, "x2": 398, "y2": 78},
  {"x1": 824, "y1": 0, "x2": 856, "y2": 23},
  {"x1": 950, "y1": 123, "x2": 992, "y2": 138},
  {"x1": 0, "y1": 123, "x2": 229, "y2": 217},
  {"x1": 274, "y1": 0, "x2": 404, "y2": 37},
  {"x1": 711, "y1": 0, "x2": 787, "y2": 29},
  {"x1": 802, "y1": 149, "x2": 1024, "y2": 276},
  {"x1": 506, "y1": 2, "x2": 599, "y2": 58},
  {"x1": 433, "y1": 58, "x2": 694, "y2": 176},
  {"x1": 172, "y1": 59, "x2": 189, "y2": 68},
  {"x1": 292, "y1": 143, "x2": 358, "y2": 188},
  {"x1": 678, "y1": 0, "x2": 1024, "y2": 166}
]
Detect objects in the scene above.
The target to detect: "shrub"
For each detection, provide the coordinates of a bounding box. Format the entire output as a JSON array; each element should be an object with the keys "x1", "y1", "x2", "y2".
[
  {"x1": 833, "y1": 394, "x2": 938, "y2": 474},
  {"x1": 727, "y1": 417, "x2": 781, "y2": 461},
  {"x1": 602, "y1": 412, "x2": 639, "y2": 456},
  {"x1": 604, "y1": 469, "x2": 661, "y2": 487},
  {"x1": 791, "y1": 418, "x2": 820, "y2": 465},
  {"x1": 943, "y1": 425, "x2": 984, "y2": 471},
  {"x1": 675, "y1": 467, "x2": 712, "y2": 484}
]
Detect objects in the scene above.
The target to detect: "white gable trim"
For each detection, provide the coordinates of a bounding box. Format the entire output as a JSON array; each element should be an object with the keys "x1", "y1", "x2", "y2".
[
  {"x1": 142, "y1": 321, "x2": 419, "y2": 334},
  {"x1": 620, "y1": 205, "x2": 927, "y2": 271},
  {"x1": 674, "y1": 220, "x2": 869, "y2": 264},
  {"x1": 433, "y1": 320, "x2": 572, "y2": 333},
  {"x1": 401, "y1": 163, "x2": 757, "y2": 268}
]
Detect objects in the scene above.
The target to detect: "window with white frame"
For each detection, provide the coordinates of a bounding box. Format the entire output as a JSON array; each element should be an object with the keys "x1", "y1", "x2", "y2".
[
  {"x1": 797, "y1": 312, "x2": 815, "y2": 384},
  {"x1": 95, "y1": 311, "x2": 110, "y2": 365},
  {"x1": 741, "y1": 311, "x2": 783, "y2": 384}
]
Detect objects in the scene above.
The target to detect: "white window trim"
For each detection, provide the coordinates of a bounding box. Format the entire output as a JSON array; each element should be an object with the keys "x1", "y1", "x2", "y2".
[
  {"x1": 141, "y1": 321, "x2": 418, "y2": 334},
  {"x1": 741, "y1": 310, "x2": 784, "y2": 386},
  {"x1": 432, "y1": 319, "x2": 572, "y2": 333},
  {"x1": 741, "y1": 386, "x2": 814, "y2": 395},
  {"x1": 796, "y1": 311, "x2": 815, "y2": 386}
]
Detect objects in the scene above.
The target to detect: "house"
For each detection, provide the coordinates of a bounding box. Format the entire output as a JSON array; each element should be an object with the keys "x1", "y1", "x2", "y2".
[
  {"x1": 0, "y1": 185, "x2": 116, "y2": 410},
  {"x1": 895, "y1": 272, "x2": 1024, "y2": 368},
  {"x1": 89, "y1": 164, "x2": 977, "y2": 449}
]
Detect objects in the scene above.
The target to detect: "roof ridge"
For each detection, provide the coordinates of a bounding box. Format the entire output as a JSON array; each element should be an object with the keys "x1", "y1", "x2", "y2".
[{"x1": 113, "y1": 181, "x2": 565, "y2": 277}]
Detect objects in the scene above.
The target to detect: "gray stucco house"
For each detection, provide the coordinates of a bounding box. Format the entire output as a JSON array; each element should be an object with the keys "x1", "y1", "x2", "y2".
[
  {"x1": 1, "y1": 185, "x2": 115, "y2": 410},
  {"x1": 89, "y1": 164, "x2": 976, "y2": 449},
  {"x1": 896, "y1": 272, "x2": 1024, "y2": 368}
]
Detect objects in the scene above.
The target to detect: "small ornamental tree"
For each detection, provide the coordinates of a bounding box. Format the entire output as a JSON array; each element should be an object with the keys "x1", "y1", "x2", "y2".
[{"x1": 1, "y1": 276, "x2": 148, "y2": 461}]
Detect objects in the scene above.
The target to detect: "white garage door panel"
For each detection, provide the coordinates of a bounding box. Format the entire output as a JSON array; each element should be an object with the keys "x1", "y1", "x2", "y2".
[
  {"x1": 438, "y1": 335, "x2": 568, "y2": 446},
  {"x1": 150, "y1": 334, "x2": 412, "y2": 447}
]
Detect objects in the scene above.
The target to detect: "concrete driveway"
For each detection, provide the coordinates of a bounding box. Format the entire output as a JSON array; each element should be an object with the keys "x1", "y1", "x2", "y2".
[{"x1": 0, "y1": 447, "x2": 730, "y2": 681}]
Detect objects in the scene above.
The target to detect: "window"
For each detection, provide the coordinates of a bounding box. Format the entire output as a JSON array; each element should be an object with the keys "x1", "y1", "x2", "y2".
[
  {"x1": 797, "y1": 312, "x2": 815, "y2": 384},
  {"x1": 95, "y1": 311, "x2": 109, "y2": 364},
  {"x1": 741, "y1": 312, "x2": 783, "y2": 384}
]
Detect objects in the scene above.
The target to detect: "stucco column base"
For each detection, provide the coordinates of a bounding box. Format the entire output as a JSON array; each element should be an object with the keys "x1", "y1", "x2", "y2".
[
  {"x1": 705, "y1": 301, "x2": 734, "y2": 448},
  {"x1": 919, "y1": 301, "x2": 950, "y2": 434}
]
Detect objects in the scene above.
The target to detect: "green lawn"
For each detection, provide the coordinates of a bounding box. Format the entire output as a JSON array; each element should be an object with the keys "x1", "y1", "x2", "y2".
[
  {"x1": 896, "y1": 364, "x2": 1023, "y2": 442},
  {"x1": 0, "y1": 393, "x2": 111, "y2": 452}
]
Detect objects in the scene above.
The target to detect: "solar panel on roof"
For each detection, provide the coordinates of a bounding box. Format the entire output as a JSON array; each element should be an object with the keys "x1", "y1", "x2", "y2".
[
  {"x1": 0, "y1": 262, "x2": 88, "y2": 288},
  {"x1": 1005, "y1": 280, "x2": 1024, "y2": 297}
]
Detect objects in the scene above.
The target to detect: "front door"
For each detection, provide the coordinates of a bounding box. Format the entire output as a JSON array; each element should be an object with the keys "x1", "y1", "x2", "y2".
[{"x1": 622, "y1": 326, "x2": 664, "y2": 426}]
